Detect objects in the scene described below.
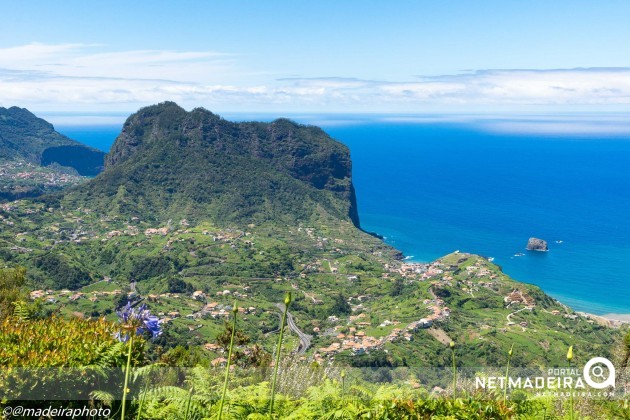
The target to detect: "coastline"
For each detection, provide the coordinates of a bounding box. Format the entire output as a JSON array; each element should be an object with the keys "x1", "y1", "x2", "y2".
[
  {"x1": 400, "y1": 250, "x2": 630, "y2": 327},
  {"x1": 599, "y1": 312, "x2": 630, "y2": 323},
  {"x1": 577, "y1": 311, "x2": 630, "y2": 328}
]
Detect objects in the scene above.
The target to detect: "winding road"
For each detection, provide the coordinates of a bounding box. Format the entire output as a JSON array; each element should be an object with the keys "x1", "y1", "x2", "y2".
[
  {"x1": 506, "y1": 307, "x2": 532, "y2": 324},
  {"x1": 275, "y1": 303, "x2": 312, "y2": 354}
]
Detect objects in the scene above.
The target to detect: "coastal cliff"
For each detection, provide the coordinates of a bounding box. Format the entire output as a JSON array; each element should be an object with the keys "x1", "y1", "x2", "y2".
[{"x1": 66, "y1": 102, "x2": 361, "y2": 227}]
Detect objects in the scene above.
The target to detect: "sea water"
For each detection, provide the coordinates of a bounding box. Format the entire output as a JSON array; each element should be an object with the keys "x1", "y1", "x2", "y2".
[
  {"x1": 326, "y1": 121, "x2": 630, "y2": 315},
  {"x1": 57, "y1": 117, "x2": 630, "y2": 314}
]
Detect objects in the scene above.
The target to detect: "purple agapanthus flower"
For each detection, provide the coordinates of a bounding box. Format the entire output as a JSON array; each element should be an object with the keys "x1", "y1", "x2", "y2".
[{"x1": 115, "y1": 302, "x2": 162, "y2": 342}]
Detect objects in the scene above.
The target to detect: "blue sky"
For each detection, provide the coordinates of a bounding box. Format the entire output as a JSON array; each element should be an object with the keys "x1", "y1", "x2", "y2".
[{"x1": 2, "y1": 0, "x2": 630, "y2": 114}]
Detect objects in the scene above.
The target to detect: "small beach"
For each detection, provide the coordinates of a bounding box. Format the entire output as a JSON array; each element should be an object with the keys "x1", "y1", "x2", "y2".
[
  {"x1": 601, "y1": 313, "x2": 630, "y2": 323},
  {"x1": 577, "y1": 312, "x2": 630, "y2": 328}
]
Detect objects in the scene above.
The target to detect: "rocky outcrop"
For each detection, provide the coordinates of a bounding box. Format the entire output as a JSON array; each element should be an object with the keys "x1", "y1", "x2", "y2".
[
  {"x1": 526, "y1": 237, "x2": 548, "y2": 251},
  {"x1": 69, "y1": 102, "x2": 361, "y2": 227}
]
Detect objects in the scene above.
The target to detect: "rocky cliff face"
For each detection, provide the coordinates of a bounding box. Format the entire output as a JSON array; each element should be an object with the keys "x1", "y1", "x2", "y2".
[{"x1": 73, "y1": 102, "x2": 360, "y2": 227}]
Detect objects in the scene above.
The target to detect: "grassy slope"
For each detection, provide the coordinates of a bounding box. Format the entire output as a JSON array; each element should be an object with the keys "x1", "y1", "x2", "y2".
[{"x1": 0, "y1": 199, "x2": 622, "y2": 369}]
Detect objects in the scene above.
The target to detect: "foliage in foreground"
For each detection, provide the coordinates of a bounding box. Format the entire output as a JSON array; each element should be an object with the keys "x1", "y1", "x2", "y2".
[
  {"x1": 0, "y1": 315, "x2": 138, "y2": 367},
  {"x1": 130, "y1": 368, "x2": 628, "y2": 419},
  {"x1": 0, "y1": 317, "x2": 627, "y2": 419},
  {"x1": 0, "y1": 267, "x2": 26, "y2": 319},
  {"x1": 0, "y1": 315, "x2": 141, "y2": 405}
]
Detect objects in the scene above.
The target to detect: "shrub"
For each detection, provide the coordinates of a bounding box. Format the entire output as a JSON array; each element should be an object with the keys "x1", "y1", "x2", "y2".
[{"x1": 0, "y1": 316, "x2": 142, "y2": 402}]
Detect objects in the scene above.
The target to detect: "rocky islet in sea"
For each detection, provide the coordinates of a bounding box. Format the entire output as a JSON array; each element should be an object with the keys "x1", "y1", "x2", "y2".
[{"x1": 526, "y1": 237, "x2": 548, "y2": 251}]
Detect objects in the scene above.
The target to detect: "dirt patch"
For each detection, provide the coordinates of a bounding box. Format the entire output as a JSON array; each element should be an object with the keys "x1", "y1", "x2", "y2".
[{"x1": 427, "y1": 327, "x2": 452, "y2": 345}]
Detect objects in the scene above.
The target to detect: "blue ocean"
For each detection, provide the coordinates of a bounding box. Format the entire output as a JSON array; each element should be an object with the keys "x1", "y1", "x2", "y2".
[{"x1": 56, "y1": 117, "x2": 630, "y2": 315}]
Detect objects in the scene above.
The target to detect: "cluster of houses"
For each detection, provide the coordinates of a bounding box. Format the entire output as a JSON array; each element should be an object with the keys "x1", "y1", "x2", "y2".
[
  {"x1": 504, "y1": 289, "x2": 536, "y2": 308},
  {"x1": 12, "y1": 171, "x2": 79, "y2": 185},
  {"x1": 203, "y1": 345, "x2": 261, "y2": 368},
  {"x1": 0, "y1": 171, "x2": 80, "y2": 187},
  {"x1": 311, "y1": 258, "x2": 465, "y2": 358},
  {"x1": 0, "y1": 203, "x2": 17, "y2": 212},
  {"x1": 105, "y1": 225, "x2": 139, "y2": 239},
  {"x1": 0, "y1": 160, "x2": 83, "y2": 187},
  {"x1": 144, "y1": 227, "x2": 169, "y2": 236},
  {"x1": 100, "y1": 220, "x2": 243, "y2": 247},
  {"x1": 386, "y1": 261, "x2": 447, "y2": 281},
  {"x1": 294, "y1": 226, "x2": 346, "y2": 253},
  {"x1": 0, "y1": 203, "x2": 19, "y2": 226},
  {"x1": 315, "y1": 307, "x2": 443, "y2": 359},
  {"x1": 315, "y1": 321, "x2": 423, "y2": 358},
  {"x1": 29, "y1": 286, "x2": 124, "y2": 304},
  {"x1": 145, "y1": 288, "x2": 257, "y2": 325},
  {"x1": 464, "y1": 262, "x2": 495, "y2": 278},
  {"x1": 422, "y1": 294, "x2": 451, "y2": 322},
  {"x1": 189, "y1": 287, "x2": 251, "y2": 301},
  {"x1": 31, "y1": 279, "x2": 259, "y2": 327}
]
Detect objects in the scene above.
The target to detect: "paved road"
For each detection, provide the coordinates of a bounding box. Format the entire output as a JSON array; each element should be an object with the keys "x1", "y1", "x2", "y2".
[{"x1": 275, "y1": 303, "x2": 312, "y2": 354}]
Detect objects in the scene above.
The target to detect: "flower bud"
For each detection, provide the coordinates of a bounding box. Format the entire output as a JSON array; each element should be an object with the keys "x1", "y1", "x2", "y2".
[
  {"x1": 284, "y1": 292, "x2": 292, "y2": 306},
  {"x1": 508, "y1": 344, "x2": 513, "y2": 357},
  {"x1": 567, "y1": 345, "x2": 573, "y2": 362},
  {"x1": 449, "y1": 341, "x2": 455, "y2": 348},
  {"x1": 232, "y1": 301, "x2": 238, "y2": 314}
]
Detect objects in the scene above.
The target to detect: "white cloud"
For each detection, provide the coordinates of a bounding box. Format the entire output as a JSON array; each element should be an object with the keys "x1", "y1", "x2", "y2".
[
  {"x1": 0, "y1": 43, "x2": 90, "y2": 64},
  {"x1": 377, "y1": 69, "x2": 630, "y2": 105},
  {"x1": 2, "y1": 43, "x2": 630, "y2": 112},
  {"x1": 0, "y1": 42, "x2": 237, "y2": 84}
]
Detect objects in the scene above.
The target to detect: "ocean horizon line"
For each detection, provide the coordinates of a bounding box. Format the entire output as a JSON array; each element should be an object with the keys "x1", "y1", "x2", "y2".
[{"x1": 46, "y1": 110, "x2": 630, "y2": 138}]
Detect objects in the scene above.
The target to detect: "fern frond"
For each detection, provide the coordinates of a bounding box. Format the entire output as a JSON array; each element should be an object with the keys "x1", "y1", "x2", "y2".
[
  {"x1": 90, "y1": 389, "x2": 115, "y2": 407},
  {"x1": 11, "y1": 300, "x2": 30, "y2": 322}
]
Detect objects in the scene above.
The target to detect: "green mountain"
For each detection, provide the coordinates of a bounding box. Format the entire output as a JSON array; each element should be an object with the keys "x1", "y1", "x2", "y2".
[
  {"x1": 0, "y1": 106, "x2": 105, "y2": 176},
  {"x1": 61, "y1": 102, "x2": 360, "y2": 227},
  {"x1": 0, "y1": 103, "x2": 622, "y2": 370}
]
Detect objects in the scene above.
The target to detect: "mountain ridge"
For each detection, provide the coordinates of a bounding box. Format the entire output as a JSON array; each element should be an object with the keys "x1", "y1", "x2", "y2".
[
  {"x1": 0, "y1": 106, "x2": 105, "y2": 176},
  {"x1": 62, "y1": 102, "x2": 360, "y2": 227}
]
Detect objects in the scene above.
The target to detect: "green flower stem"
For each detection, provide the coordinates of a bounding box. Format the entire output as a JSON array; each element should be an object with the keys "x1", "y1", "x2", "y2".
[
  {"x1": 567, "y1": 346, "x2": 574, "y2": 420},
  {"x1": 184, "y1": 385, "x2": 194, "y2": 420},
  {"x1": 450, "y1": 341, "x2": 456, "y2": 398},
  {"x1": 269, "y1": 293, "x2": 291, "y2": 418},
  {"x1": 218, "y1": 303, "x2": 238, "y2": 420},
  {"x1": 135, "y1": 373, "x2": 150, "y2": 420},
  {"x1": 568, "y1": 359, "x2": 573, "y2": 420},
  {"x1": 121, "y1": 334, "x2": 134, "y2": 420},
  {"x1": 504, "y1": 344, "x2": 513, "y2": 403}
]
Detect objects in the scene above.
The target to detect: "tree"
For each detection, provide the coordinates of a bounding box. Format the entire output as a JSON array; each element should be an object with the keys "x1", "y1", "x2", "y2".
[
  {"x1": 390, "y1": 279, "x2": 404, "y2": 297},
  {"x1": 621, "y1": 331, "x2": 630, "y2": 369},
  {"x1": 114, "y1": 291, "x2": 129, "y2": 310},
  {"x1": 331, "y1": 293, "x2": 351, "y2": 315},
  {"x1": 216, "y1": 322, "x2": 250, "y2": 349},
  {"x1": 167, "y1": 277, "x2": 193, "y2": 294}
]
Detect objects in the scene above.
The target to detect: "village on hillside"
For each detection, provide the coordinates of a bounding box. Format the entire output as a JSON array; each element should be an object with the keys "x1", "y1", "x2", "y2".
[{"x1": 2, "y1": 198, "x2": 622, "y2": 367}]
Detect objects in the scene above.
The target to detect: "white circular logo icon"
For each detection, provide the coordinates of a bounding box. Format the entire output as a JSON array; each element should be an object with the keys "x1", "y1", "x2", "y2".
[{"x1": 583, "y1": 357, "x2": 615, "y2": 389}]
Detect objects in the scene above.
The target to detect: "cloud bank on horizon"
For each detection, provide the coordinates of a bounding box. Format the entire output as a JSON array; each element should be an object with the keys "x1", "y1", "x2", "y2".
[{"x1": 3, "y1": 43, "x2": 630, "y2": 114}]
